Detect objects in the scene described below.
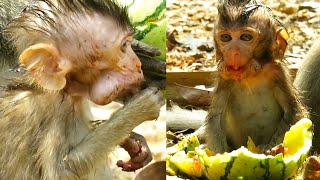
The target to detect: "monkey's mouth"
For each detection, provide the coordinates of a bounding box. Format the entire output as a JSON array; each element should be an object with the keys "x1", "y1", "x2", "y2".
[
  {"x1": 219, "y1": 57, "x2": 264, "y2": 81},
  {"x1": 227, "y1": 65, "x2": 245, "y2": 73},
  {"x1": 89, "y1": 70, "x2": 144, "y2": 105},
  {"x1": 218, "y1": 65, "x2": 248, "y2": 81},
  {"x1": 227, "y1": 66, "x2": 245, "y2": 73}
]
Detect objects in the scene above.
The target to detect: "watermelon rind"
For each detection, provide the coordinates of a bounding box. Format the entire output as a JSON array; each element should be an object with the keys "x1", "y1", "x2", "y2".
[
  {"x1": 167, "y1": 118, "x2": 313, "y2": 180},
  {"x1": 117, "y1": 0, "x2": 165, "y2": 25},
  {"x1": 167, "y1": 134, "x2": 201, "y2": 155},
  {"x1": 116, "y1": 0, "x2": 166, "y2": 60},
  {"x1": 136, "y1": 19, "x2": 166, "y2": 60}
]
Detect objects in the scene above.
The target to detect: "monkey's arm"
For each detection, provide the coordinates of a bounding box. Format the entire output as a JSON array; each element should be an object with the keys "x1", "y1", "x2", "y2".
[
  {"x1": 202, "y1": 82, "x2": 230, "y2": 153},
  {"x1": 268, "y1": 87, "x2": 292, "y2": 147},
  {"x1": 269, "y1": 65, "x2": 307, "y2": 148},
  {"x1": 63, "y1": 88, "x2": 163, "y2": 177}
]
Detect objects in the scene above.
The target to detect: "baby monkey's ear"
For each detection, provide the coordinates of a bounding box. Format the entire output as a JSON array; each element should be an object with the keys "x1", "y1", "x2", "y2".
[
  {"x1": 274, "y1": 27, "x2": 289, "y2": 60},
  {"x1": 20, "y1": 43, "x2": 71, "y2": 91}
]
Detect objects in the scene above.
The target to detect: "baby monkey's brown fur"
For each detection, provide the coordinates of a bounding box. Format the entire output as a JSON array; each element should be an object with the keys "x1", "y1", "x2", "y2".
[{"x1": 198, "y1": 0, "x2": 308, "y2": 153}]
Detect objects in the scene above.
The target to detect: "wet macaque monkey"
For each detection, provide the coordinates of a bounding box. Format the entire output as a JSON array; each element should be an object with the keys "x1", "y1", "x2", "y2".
[
  {"x1": 198, "y1": 0, "x2": 308, "y2": 153},
  {"x1": 0, "y1": 0, "x2": 163, "y2": 179}
]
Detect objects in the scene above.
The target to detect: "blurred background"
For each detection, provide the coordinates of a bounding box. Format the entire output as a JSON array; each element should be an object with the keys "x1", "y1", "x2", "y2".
[{"x1": 167, "y1": 0, "x2": 320, "y2": 72}]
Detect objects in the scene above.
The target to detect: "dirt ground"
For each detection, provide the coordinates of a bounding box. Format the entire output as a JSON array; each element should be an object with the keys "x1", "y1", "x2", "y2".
[{"x1": 167, "y1": 0, "x2": 320, "y2": 72}]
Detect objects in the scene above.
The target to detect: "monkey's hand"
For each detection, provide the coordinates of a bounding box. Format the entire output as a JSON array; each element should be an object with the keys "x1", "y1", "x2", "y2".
[
  {"x1": 132, "y1": 39, "x2": 161, "y2": 57},
  {"x1": 132, "y1": 40, "x2": 166, "y2": 90},
  {"x1": 117, "y1": 132, "x2": 152, "y2": 171},
  {"x1": 121, "y1": 87, "x2": 164, "y2": 122}
]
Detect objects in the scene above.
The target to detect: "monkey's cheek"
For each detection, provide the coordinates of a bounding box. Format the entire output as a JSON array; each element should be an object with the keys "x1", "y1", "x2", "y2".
[{"x1": 89, "y1": 71, "x2": 143, "y2": 105}]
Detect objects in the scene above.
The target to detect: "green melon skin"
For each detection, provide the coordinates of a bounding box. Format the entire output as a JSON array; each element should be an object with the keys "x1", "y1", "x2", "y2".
[
  {"x1": 139, "y1": 19, "x2": 166, "y2": 60},
  {"x1": 199, "y1": 118, "x2": 312, "y2": 180},
  {"x1": 117, "y1": 0, "x2": 164, "y2": 25},
  {"x1": 117, "y1": 0, "x2": 166, "y2": 60},
  {"x1": 197, "y1": 147, "x2": 288, "y2": 180},
  {"x1": 167, "y1": 119, "x2": 313, "y2": 180}
]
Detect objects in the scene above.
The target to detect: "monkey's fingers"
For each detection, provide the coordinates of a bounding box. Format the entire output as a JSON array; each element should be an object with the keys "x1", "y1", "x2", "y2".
[
  {"x1": 116, "y1": 145, "x2": 152, "y2": 172},
  {"x1": 116, "y1": 150, "x2": 152, "y2": 172},
  {"x1": 132, "y1": 39, "x2": 161, "y2": 57},
  {"x1": 118, "y1": 132, "x2": 153, "y2": 171},
  {"x1": 140, "y1": 55, "x2": 166, "y2": 75},
  {"x1": 123, "y1": 132, "x2": 152, "y2": 159},
  {"x1": 120, "y1": 137, "x2": 140, "y2": 156},
  {"x1": 117, "y1": 160, "x2": 143, "y2": 171}
]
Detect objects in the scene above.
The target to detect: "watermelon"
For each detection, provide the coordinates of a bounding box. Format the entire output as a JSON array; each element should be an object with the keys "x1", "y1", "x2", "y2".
[
  {"x1": 117, "y1": 0, "x2": 166, "y2": 60},
  {"x1": 167, "y1": 135, "x2": 203, "y2": 177},
  {"x1": 166, "y1": 118, "x2": 313, "y2": 179}
]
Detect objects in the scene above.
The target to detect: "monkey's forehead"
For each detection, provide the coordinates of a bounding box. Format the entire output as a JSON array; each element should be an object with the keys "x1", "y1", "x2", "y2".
[
  {"x1": 62, "y1": 13, "x2": 130, "y2": 43},
  {"x1": 4, "y1": 0, "x2": 133, "y2": 57},
  {"x1": 36, "y1": 0, "x2": 132, "y2": 29},
  {"x1": 216, "y1": 17, "x2": 275, "y2": 32},
  {"x1": 57, "y1": 13, "x2": 132, "y2": 59},
  {"x1": 215, "y1": 26, "x2": 264, "y2": 36}
]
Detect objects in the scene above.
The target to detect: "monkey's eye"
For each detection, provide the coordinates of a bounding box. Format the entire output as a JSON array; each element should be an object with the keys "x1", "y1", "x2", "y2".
[
  {"x1": 240, "y1": 33, "x2": 253, "y2": 41},
  {"x1": 120, "y1": 40, "x2": 131, "y2": 53},
  {"x1": 220, "y1": 34, "x2": 232, "y2": 42}
]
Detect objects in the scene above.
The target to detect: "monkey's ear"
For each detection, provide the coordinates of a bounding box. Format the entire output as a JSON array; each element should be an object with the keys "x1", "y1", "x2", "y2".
[
  {"x1": 275, "y1": 27, "x2": 290, "y2": 60},
  {"x1": 19, "y1": 43, "x2": 71, "y2": 91}
]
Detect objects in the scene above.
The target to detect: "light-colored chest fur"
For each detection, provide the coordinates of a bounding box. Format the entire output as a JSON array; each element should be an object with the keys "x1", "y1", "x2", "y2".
[{"x1": 223, "y1": 77, "x2": 283, "y2": 148}]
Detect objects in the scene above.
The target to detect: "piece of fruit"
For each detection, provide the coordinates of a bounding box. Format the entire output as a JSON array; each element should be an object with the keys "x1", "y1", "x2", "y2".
[
  {"x1": 166, "y1": 157, "x2": 179, "y2": 176},
  {"x1": 167, "y1": 118, "x2": 313, "y2": 179},
  {"x1": 117, "y1": 0, "x2": 166, "y2": 60},
  {"x1": 167, "y1": 135, "x2": 201, "y2": 155},
  {"x1": 169, "y1": 151, "x2": 203, "y2": 177},
  {"x1": 166, "y1": 135, "x2": 202, "y2": 177}
]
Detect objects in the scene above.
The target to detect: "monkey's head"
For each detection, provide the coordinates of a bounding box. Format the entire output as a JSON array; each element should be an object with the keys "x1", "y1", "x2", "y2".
[
  {"x1": 214, "y1": 0, "x2": 289, "y2": 81},
  {"x1": 4, "y1": 0, "x2": 143, "y2": 105}
]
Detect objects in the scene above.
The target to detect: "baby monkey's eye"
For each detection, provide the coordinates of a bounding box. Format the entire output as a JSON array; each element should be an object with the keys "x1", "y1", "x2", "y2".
[
  {"x1": 120, "y1": 40, "x2": 131, "y2": 53},
  {"x1": 240, "y1": 33, "x2": 253, "y2": 41},
  {"x1": 220, "y1": 34, "x2": 232, "y2": 42}
]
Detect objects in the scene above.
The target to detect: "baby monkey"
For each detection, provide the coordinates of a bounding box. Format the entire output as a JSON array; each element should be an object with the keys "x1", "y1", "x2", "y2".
[
  {"x1": 0, "y1": 0, "x2": 163, "y2": 179},
  {"x1": 198, "y1": 0, "x2": 307, "y2": 153}
]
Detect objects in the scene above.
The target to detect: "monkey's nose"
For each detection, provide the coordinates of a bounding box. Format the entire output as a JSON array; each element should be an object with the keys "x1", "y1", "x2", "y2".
[{"x1": 230, "y1": 54, "x2": 241, "y2": 70}]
